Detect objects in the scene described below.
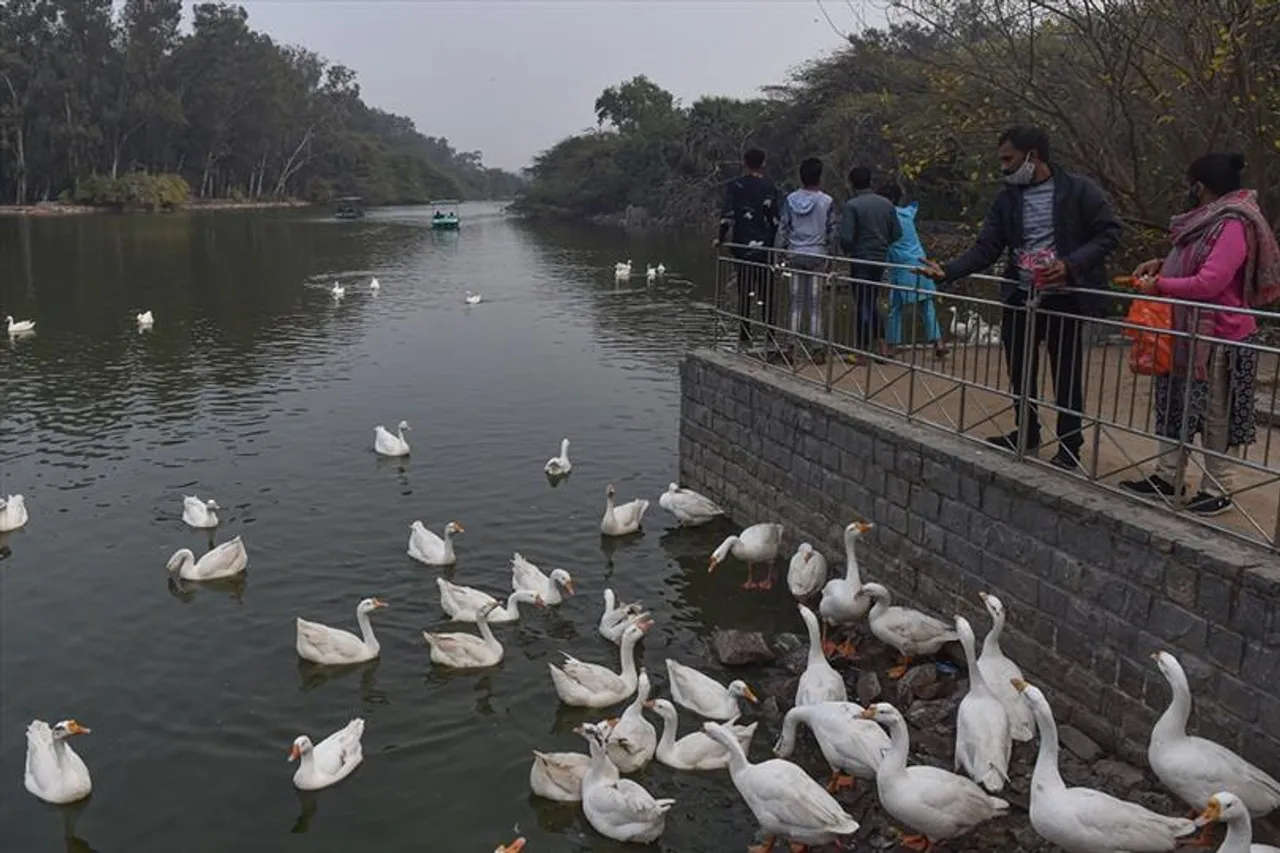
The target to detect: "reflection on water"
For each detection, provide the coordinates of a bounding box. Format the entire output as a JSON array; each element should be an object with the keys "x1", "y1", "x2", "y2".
[{"x1": 0, "y1": 204, "x2": 809, "y2": 853}]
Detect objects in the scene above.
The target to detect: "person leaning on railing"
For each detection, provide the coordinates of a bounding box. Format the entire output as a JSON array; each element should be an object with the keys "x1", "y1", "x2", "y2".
[
  {"x1": 920, "y1": 126, "x2": 1123, "y2": 472},
  {"x1": 716, "y1": 148, "x2": 781, "y2": 350},
  {"x1": 1119, "y1": 153, "x2": 1280, "y2": 517}
]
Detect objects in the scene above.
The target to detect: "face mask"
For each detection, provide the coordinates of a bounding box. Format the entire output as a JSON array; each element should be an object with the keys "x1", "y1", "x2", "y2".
[
  {"x1": 1002, "y1": 154, "x2": 1036, "y2": 186},
  {"x1": 1186, "y1": 185, "x2": 1201, "y2": 210}
]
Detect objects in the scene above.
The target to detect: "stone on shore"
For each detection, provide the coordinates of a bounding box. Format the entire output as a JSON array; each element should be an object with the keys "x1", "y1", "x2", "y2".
[
  {"x1": 1058, "y1": 724, "x2": 1103, "y2": 762},
  {"x1": 712, "y1": 630, "x2": 774, "y2": 666}
]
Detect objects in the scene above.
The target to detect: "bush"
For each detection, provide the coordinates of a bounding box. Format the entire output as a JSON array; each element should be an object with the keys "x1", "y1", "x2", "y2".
[{"x1": 75, "y1": 172, "x2": 190, "y2": 210}]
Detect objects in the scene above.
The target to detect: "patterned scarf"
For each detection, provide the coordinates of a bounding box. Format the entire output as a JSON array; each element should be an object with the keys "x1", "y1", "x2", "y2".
[{"x1": 1161, "y1": 189, "x2": 1280, "y2": 378}]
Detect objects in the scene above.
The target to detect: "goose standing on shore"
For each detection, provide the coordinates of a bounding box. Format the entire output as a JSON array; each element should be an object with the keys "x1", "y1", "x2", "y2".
[
  {"x1": 796, "y1": 604, "x2": 847, "y2": 706},
  {"x1": 954, "y1": 615, "x2": 1011, "y2": 793},
  {"x1": 819, "y1": 520, "x2": 873, "y2": 658},
  {"x1": 856, "y1": 582, "x2": 958, "y2": 678},
  {"x1": 773, "y1": 701, "x2": 890, "y2": 792},
  {"x1": 708, "y1": 522, "x2": 784, "y2": 589},
  {"x1": 976, "y1": 592, "x2": 1035, "y2": 742},
  {"x1": 1195, "y1": 792, "x2": 1280, "y2": 853},
  {"x1": 787, "y1": 542, "x2": 828, "y2": 600}
]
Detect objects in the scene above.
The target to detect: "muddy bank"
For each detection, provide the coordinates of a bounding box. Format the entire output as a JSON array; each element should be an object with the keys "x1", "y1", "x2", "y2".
[
  {"x1": 0, "y1": 199, "x2": 311, "y2": 216},
  {"x1": 708, "y1": 627, "x2": 1280, "y2": 851}
]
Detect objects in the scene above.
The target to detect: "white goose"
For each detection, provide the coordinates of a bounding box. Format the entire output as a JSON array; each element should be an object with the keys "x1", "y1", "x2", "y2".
[
  {"x1": 423, "y1": 602, "x2": 504, "y2": 669},
  {"x1": 656, "y1": 262, "x2": 666, "y2": 276},
  {"x1": 289, "y1": 718, "x2": 364, "y2": 791},
  {"x1": 599, "y1": 588, "x2": 648, "y2": 644},
  {"x1": 645, "y1": 264, "x2": 657, "y2": 283},
  {"x1": 510, "y1": 552, "x2": 575, "y2": 604},
  {"x1": 657, "y1": 482, "x2": 725, "y2": 527},
  {"x1": 136, "y1": 310, "x2": 154, "y2": 328},
  {"x1": 708, "y1": 522, "x2": 784, "y2": 589},
  {"x1": 774, "y1": 701, "x2": 890, "y2": 792},
  {"x1": 614, "y1": 260, "x2": 633, "y2": 281},
  {"x1": 369, "y1": 276, "x2": 380, "y2": 292},
  {"x1": 605, "y1": 670, "x2": 657, "y2": 773},
  {"x1": 1197, "y1": 792, "x2": 1280, "y2": 853},
  {"x1": 856, "y1": 582, "x2": 958, "y2": 678},
  {"x1": 576, "y1": 720, "x2": 673, "y2": 844},
  {"x1": 954, "y1": 615, "x2": 1011, "y2": 793},
  {"x1": 295, "y1": 597, "x2": 387, "y2": 665},
  {"x1": 649, "y1": 699, "x2": 756, "y2": 771},
  {"x1": 165, "y1": 535, "x2": 248, "y2": 581},
  {"x1": 1149, "y1": 651, "x2": 1280, "y2": 819},
  {"x1": 549, "y1": 620, "x2": 650, "y2": 708},
  {"x1": 976, "y1": 592, "x2": 1036, "y2": 742},
  {"x1": 6, "y1": 315, "x2": 35, "y2": 334},
  {"x1": 787, "y1": 542, "x2": 828, "y2": 600},
  {"x1": 530, "y1": 749, "x2": 590, "y2": 803},
  {"x1": 819, "y1": 520, "x2": 873, "y2": 658},
  {"x1": 665, "y1": 658, "x2": 757, "y2": 721},
  {"x1": 374, "y1": 420, "x2": 411, "y2": 457},
  {"x1": 330, "y1": 282, "x2": 345, "y2": 299},
  {"x1": 600, "y1": 483, "x2": 649, "y2": 536},
  {"x1": 544, "y1": 438, "x2": 572, "y2": 476},
  {"x1": 181, "y1": 495, "x2": 219, "y2": 529},
  {"x1": 24, "y1": 720, "x2": 91, "y2": 804},
  {"x1": 796, "y1": 604, "x2": 848, "y2": 706},
  {"x1": 862, "y1": 702, "x2": 1009, "y2": 849},
  {"x1": 464, "y1": 290, "x2": 482, "y2": 305},
  {"x1": 407, "y1": 520, "x2": 464, "y2": 566},
  {"x1": 947, "y1": 305, "x2": 970, "y2": 342},
  {"x1": 438, "y1": 578, "x2": 542, "y2": 623},
  {"x1": 1015, "y1": 679, "x2": 1196, "y2": 853},
  {"x1": 0, "y1": 494, "x2": 29, "y2": 532},
  {"x1": 703, "y1": 721, "x2": 860, "y2": 850}
]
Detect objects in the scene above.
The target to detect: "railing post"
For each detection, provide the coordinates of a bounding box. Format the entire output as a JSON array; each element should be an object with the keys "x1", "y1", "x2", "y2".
[
  {"x1": 824, "y1": 269, "x2": 835, "y2": 391},
  {"x1": 1015, "y1": 294, "x2": 1038, "y2": 461},
  {"x1": 1172, "y1": 306, "x2": 1201, "y2": 505}
]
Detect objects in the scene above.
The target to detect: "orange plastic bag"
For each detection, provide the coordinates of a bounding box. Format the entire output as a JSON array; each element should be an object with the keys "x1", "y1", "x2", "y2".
[{"x1": 1122, "y1": 298, "x2": 1174, "y2": 376}]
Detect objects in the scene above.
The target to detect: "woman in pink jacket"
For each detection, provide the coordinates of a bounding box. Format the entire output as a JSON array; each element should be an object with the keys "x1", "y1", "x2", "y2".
[{"x1": 1121, "y1": 153, "x2": 1280, "y2": 515}]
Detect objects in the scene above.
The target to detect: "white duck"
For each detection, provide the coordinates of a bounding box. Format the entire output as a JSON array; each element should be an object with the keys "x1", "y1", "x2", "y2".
[
  {"x1": 465, "y1": 290, "x2": 482, "y2": 304},
  {"x1": 289, "y1": 718, "x2": 364, "y2": 791},
  {"x1": 369, "y1": 276, "x2": 380, "y2": 292},
  {"x1": 181, "y1": 494, "x2": 219, "y2": 528},
  {"x1": 438, "y1": 578, "x2": 541, "y2": 623},
  {"x1": 423, "y1": 602, "x2": 504, "y2": 669},
  {"x1": 165, "y1": 535, "x2": 248, "y2": 581},
  {"x1": 1015, "y1": 679, "x2": 1196, "y2": 853},
  {"x1": 862, "y1": 702, "x2": 1009, "y2": 849},
  {"x1": 1197, "y1": 792, "x2": 1280, "y2": 853},
  {"x1": 407, "y1": 520, "x2": 464, "y2": 566},
  {"x1": 544, "y1": 438, "x2": 572, "y2": 476},
  {"x1": 330, "y1": 282, "x2": 345, "y2": 299},
  {"x1": 976, "y1": 592, "x2": 1035, "y2": 742},
  {"x1": 600, "y1": 483, "x2": 649, "y2": 536},
  {"x1": 6, "y1": 315, "x2": 35, "y2": 334},
  {"x1": 24, "y1": 720, "x2": 91, "y2": 804},
  {"x1": 704, "y1": 721, "x2": 860, "y2": 850},
  {"x1": 947, "y1": 305, "x2": 970, "y2": 342},
  {"x1": 549, "y1": 620, "x2": 650, "y2": 708},
  {"x1": 530, "y1": 749, "x2": 591, "y2": 803},
  {"x1": 645, "y1": 264, "x2": 657, "y2": 283},
  {"x1": 856, "y1": 582, "x2": 959, "y2": 678},
  {"x1": 614, "y1": 260, "x2": 633, "y2": 281},
  {"x1": 510, "y1": 552, "x2": 575, "y2": 605},
  {"x1": 819, "y1": 520, "x2": 873, "y2": 658},
  {"x1": 656, "y1": 262, "x2": 666, "y2": 276},
  {"x1": 954, "y1": 615, "x2": 1011, "y2": 793},
  {"x1": 796, "y1": 603, "x2": 848, "y2": 706},
  {"x1": 599, "y1": 588, "x2": 648, "y2": 644},
  {"x1": 136, "y1": 310, "x2": 154, "y2": 328},
  {"x1": 296, "y1": 597, "x2": 387, "y2": 665},
  {"x1": 709, "y1": 522, "x2": 785, "y2": 589},
  {"x1": 605, "y1": 670, "x2": 658, "y2": 773},
  {"x1": 657, "y1": 482, "x2": 725, "y2": 527},
  {"x1": 649, "y1": 699, "x2": 756, "y2": 771},
  {"x1": 576, "y1": 720, "x2": 673, "y2": 843},
  {"x1": 373, "y1": 420, "x2": 411, "y2": 456},
  {"x1": 1149, "y1": 651, "x2": 1280, "y2": 819},
  {"x1": 787, "y1": 542, "x2": 828, "y2": 600},
  {"x1": 774, "y1": 701, "x2": 890, "y2": 792},
  {"x1": 665, "y1": 658, "x2": 757, "y2": 721},
  {"x1": 0, "y1": 494, "x2": 29, "y2": 532}
]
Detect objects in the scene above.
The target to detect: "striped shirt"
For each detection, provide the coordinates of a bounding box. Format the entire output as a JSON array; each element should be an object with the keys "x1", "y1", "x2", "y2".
[{"x1": 1017, "y1": 180, "x2": 1056, "y2": 289}]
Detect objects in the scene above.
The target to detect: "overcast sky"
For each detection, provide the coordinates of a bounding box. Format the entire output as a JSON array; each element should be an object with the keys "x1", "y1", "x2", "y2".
[{"x1": 234, "y1": 1, "x2": 870, "y2": 171}]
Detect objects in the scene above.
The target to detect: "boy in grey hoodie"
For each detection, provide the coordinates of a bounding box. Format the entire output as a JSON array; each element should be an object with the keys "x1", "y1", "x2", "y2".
[{"x1": 776, "y1": 157, "x2": 837, "y2": 352}]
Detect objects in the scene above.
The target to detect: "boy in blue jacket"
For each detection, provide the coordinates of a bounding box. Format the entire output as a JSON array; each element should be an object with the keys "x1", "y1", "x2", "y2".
[{"x1": 776, "y1": 157, "x2": 837, "y2": 360}]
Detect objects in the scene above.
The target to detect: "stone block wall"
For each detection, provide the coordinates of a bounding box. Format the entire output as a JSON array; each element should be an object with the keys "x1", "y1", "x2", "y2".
[{"x1": 679, "y1": 349, "x2": 1280, "y2": 775}]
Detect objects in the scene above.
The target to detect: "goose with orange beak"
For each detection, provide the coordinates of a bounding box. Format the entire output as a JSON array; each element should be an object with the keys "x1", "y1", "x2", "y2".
[
  {"x1": 493, "y1": 839, "x2": 526, "y2": 853},
  {"x1": 289, "y1": 718, "x2": 365, "y2": 791},
  {"x1": 1195, "y1": 792, "x2": 1278, "y2": 853},
  {"x1": 708, "y1": 522, "x2": 784, "y2": 590},
  {"x1": 296, "y1": 597, "x2": 388, "y2": 665},
  {"x1": 25, "y1": 719, "x2": 93, "y2": 804}
]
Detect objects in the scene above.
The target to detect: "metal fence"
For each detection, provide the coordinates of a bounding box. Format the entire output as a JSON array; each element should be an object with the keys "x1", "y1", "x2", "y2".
[{"x1": 711, "y1": 244, "x2": 1280, "y2": 552}]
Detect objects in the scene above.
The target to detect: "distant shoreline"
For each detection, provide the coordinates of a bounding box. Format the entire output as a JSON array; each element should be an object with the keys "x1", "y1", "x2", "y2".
[{"x1": 0, "y1": 199, "x2": 313, "y2": 217}]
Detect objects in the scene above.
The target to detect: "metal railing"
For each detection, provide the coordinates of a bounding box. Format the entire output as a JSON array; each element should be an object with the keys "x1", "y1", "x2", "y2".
[{"x1": 711, "y1": 243, "x2": 1280, "y2": 552}]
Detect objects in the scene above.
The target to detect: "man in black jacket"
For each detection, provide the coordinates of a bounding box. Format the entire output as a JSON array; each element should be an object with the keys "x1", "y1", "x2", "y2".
[
  {"x1": 923, "y1": 126, "x2": 1122, "y2": 470},
  {"x1": 717, "y1": 148, "x2": 781, "y2": 348}
]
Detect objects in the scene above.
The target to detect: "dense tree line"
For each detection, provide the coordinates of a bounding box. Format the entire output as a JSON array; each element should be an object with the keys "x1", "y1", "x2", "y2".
[
  {"x1": 0, "y1": 0, "x2": 522, "y2": 207},
  {"x1": 516, "y1": 0, "x2": 1279, "y2": 234}
]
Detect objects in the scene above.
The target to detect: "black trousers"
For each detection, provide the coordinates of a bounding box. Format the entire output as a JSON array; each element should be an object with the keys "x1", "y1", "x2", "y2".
[
  {"x1": 849, "y1": 262, "x2": 886, "y2": 350},
  {"x1": 735, "y1": 251, "x2": 776, "y2": 341},
  {"x1": 1001, "y1": 289, "x2": 1085, "y2": 454}
]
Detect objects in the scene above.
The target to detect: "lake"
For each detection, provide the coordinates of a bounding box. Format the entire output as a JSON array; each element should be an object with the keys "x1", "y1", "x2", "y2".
[{"x1": 0, "y1": 203, "x2": 812, "y2": 852}]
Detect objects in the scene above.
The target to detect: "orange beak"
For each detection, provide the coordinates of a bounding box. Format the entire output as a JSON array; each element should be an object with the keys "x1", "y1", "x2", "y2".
[
  {"x1": 978, "y1": 591, "x2": 989, "y2": 601},
  {"x1": 855, "y1": 521, "x2": 873, "y2": 533},
  {"x1": 707, "y1": 556, "x2": 718, "y2": 572},
  {"x1": 288, "y1": 743, "x2": 301, "y2": 762},
  {"x1": 67, "y1": 721, "x2": 90, "y2": 735},
  {"x1": 534, "y1": 596, "x2": 546, "y2": 608},
  {"x1": 859, "y1": 707, "x2": 875, "y2": 719},
  {"x1": 1011, "y1": 678, "x2": 1028, "y2": 693},
  {"x1": 564, "y1": 580, "x2": 576, "y2": 595},
  {"x1": 499, "y1": 839, "x2": 526, "y2": 853},
  {"x1": 373, "y1": 598, "x2": 389, "y2": 609},
  {"x1": 453, "y1": 522, "x2": 465, "y2": 533},
  {"x1": 742, "y1": 686, "x2": 759, "y2": 704}
]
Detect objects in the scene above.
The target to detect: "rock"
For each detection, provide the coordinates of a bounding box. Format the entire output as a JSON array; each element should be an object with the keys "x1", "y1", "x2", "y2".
[
  {"x1": 856, "y1": 672, "x2": 882, "y2": 705},
  {"x1": 912, "y1": 679, "x2": 955, "y2": 701},
  {"x1": 911, "y1": 729, "x2": 953, "y2": 762},
  {"x1": 1093, "y1": 758, "x2": 1147, "y2": 796},
  {"x1": 1058, "y1": 724, "x2": 1103, "y2": 763},
  {"x1": 1132, "y1": 789, "x2": 1181, "y2": 817},
  {"x1": 759, "y1": 695, "x2": 784, "y2": 724},
  {"x1": 772, "y1": 632, "x2": 804, "y2": 656},
  {"x1": 891, "y1": 664, "x2": 937, "y2": 705},
  {"x1": 907, "y1": 697, "x2": 959, "y2": 730},
  {"x1": 712, "y1": 630, "x2": 774, "y2": 666}
]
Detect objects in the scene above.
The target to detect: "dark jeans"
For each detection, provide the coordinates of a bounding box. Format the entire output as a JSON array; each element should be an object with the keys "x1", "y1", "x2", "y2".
[
  {"x1": 849, "y1": 262, "x2": 885, "y2": 350},
  {"x1": 1001, "y1": 289, "x2": 1085, "y2": 454},
  {"x1": 735, "y1": 251, "x2": 776, "y2": 342}
]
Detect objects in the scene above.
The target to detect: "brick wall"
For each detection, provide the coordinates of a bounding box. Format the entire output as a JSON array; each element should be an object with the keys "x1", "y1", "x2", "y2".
[{"x1": 679, "y1": 349, "x2": 1280, "y2": 775}]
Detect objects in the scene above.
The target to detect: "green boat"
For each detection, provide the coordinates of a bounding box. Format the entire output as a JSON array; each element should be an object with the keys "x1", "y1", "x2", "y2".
[
  {"x1": 334, "y1": 196, "x2": 365, "y2": 219},
  {"x1": 430, "y1": 199, "x2": 460, "y2": 230}
]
